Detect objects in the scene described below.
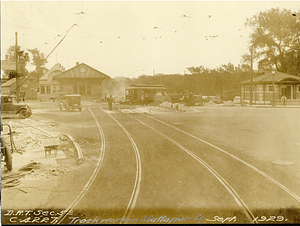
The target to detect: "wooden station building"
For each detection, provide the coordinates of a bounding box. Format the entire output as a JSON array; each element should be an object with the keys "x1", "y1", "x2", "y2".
[
  {"x1": 240, "y1": 70, "x2": 300, "y2": 105},
  {"x1": 53, "y1": 62, "x2": 110, "y2": 99}
]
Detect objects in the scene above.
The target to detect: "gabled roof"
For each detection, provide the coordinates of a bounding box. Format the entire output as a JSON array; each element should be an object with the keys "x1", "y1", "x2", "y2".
[
  {"x1": 53, "y1": 63, "x2": 110, "y2": 79},
  {"x1": 1, "y1": 77, "x2": 39, "y2": 87},
  {"x1": 40, "y1": 63, "x2": 65, "y2": 80},
  {"x1": 1, "y1": 78, "x2": 17, "y2": 87},
  {"x1": 240, "y1": 71, "x2": 300, "y2": 84}
]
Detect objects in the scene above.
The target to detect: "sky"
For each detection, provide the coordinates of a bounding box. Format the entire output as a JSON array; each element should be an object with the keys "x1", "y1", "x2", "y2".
[{"x1": 1, "y1": 1, "x2": 299, "y2": 78}]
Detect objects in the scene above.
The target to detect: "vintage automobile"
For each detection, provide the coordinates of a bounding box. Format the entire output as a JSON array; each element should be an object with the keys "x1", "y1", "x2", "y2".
[
  {"x1": 1, "y1": 95, "x2": 32, "y2": 119},
  {"x1": 58, "y1": 94, "x2": 82, "y2": 111}
]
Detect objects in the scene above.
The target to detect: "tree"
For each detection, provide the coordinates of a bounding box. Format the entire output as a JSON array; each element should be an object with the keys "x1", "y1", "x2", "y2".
[
  {"x1": 246, "y1": 8, "x2": 300, "y2": 75},
  {"x1": 3, "y1": 45, "x2": 30, "y2": 79},
  {"x1": 186, "y1": 65, "x2": 209, "y2": 74},
  {"x1": 28, "y1": 48, "x2": 48, "y2": 82}
]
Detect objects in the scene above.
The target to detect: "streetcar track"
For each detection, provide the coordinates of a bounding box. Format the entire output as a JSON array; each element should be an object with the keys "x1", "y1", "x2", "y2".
[
  {"x1": 120, "y1": 109, "x2": 257, "y2": 223},
  {"x1": 138, "y1": 112, "x2": 300, "y2": 204},
  {"x1": 56, "y1": 108, "x2": 106, "y2": 224},
  {"x1": 99, "y1": 106, "x2": 142, "y2": 224}
]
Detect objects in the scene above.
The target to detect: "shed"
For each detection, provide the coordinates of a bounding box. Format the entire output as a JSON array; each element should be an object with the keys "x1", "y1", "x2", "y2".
[
  {"x1": 240, "y1": 70, "x2": 300, "y2": 105},
  {"x1": 1, "y1": 77, "x2": 39, "y2": 100}
]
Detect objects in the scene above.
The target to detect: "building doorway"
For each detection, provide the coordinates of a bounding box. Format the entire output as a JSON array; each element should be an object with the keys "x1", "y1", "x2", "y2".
[
  {"x1": 79, "y1": 85, "x2": 86, "y2": 95},
  {"x1": 282, "y1": 86, "x2": 292, "y2": 99},
  {"x1": 286, "y1": 86, "x2": 292, "y2": 99}
]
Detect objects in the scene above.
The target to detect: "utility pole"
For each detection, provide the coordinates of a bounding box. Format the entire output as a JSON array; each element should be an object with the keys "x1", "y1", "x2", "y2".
[
  {"x1": 250, "y1": 47, "x2": 253, "y2": 106},
  {"x1": 15, "y1": 31, "x2": 19, "y2": 103},
  {"x1": 153, "y1": 69, "x2": 155, "y2": 84}
]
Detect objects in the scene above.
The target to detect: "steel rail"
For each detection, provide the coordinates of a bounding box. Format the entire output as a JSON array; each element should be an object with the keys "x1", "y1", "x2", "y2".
[
  {"x1": 100, "y1": 107, "x2": 142, "y2": 224},
  {"x1": 121, "y1": 110, "x2": 257, "y2": 223},
  {"x1": 56, "y1": 108, "x2": 106, "y2": 224},
  {"x1": 142, "y1": 113, "x2": 300, "y2": 204}
]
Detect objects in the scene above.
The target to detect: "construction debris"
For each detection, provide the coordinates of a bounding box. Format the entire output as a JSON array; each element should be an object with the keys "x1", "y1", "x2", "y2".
[
  {"x1": 28, "y1": 164, "x2": 69, "y2": 178},
  {"x1": 19, "y1": 162, "x2": 42, "y2": 172}
]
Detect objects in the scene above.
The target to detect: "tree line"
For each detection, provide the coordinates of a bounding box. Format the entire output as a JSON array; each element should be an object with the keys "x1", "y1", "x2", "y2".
[
  {"x1": 130, "y1": 64, "x2": 257, "y2": 96},
  {"x1": 128, "y1": 8, "x2": 300, "y2": 96},
  {"x1": 3, "y1": 8, "x2": 300, "y2": 97}
]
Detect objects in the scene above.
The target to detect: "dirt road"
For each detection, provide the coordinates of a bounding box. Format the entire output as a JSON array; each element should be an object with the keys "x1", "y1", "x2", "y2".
[{"x1": 1, "y1": 101, "x2": 300, "y2": 224}]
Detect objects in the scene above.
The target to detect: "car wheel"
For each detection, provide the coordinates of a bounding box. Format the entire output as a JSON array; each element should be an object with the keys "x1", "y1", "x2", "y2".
[
  {"x1": 26, "y1": 110, "x2": 32, "y2": 118},
  {"x1": 19, "y1": 109, "x2": 27, "y2": 119}
]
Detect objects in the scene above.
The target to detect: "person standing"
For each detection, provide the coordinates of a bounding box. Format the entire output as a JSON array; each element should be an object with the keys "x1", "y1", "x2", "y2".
[
  {"x1": 141, "y1": 95, "x2": 145, "y2": 106},
  {"x1": 107, "y1": 95, "x2": 113, "y2": 111},
  {"x1": 281, "y1": 94, "x2": 287, "y2": 107},
  {"x1": 144, "y1": 94, "x2": 148, "y2": 106}
]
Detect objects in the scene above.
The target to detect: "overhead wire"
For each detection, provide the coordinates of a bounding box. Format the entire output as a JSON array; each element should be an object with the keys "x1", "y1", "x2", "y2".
[{"x1": 7, "y1": 23, "x2": 78, "y2": 99}]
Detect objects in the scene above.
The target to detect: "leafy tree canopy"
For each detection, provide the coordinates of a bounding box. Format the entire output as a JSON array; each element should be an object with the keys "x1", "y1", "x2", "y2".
[
  {"x1": 28, "y1": 48, "x2": 48, "y2": 82},
  {"x1": 2, "y1": 46, "x2": 48, "y2": 80},
  {"x1": 246, "y1": 8, "x2": 300, "y2": 75},
  {"x1": 4, "y1": 45, "x2": 30, "y2": 79}
]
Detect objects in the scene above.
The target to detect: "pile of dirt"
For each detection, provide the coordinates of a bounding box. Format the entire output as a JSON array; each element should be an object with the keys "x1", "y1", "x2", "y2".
[
  {"x1": 153, "y1": 93, "x2": 172, "y2": 105},
  {"x1": 19, "y1": 162, "x2": 42, "y2": 172},
  {"x1": 205, "y1": 100, "x2": 224, "y2": 105},
  {"x1": 159, "y1": 102, "x2": 187, "y2": 112},
  {"x1": 27, "y1": 164, "x2": 69, "y2": 179}
]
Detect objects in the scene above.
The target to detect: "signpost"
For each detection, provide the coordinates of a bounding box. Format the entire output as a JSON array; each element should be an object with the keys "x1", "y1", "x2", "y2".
[{"x1": 1, "y1": 60, "x2": 16, "y2": 70}]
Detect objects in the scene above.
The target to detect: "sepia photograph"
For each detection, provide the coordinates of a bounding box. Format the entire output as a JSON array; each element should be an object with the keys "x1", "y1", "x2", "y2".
[{"x1": 1, "y1": 1, "x2": 300, "y2": 224}]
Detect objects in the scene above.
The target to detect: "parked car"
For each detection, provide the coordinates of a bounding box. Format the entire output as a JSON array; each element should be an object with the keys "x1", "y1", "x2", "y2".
[
  {"x1": 1, "y1": 95, "x2": 32, "y2": 119},
  {"x1": 58, "y1": 94, "x2": 82, "y2": 111}
]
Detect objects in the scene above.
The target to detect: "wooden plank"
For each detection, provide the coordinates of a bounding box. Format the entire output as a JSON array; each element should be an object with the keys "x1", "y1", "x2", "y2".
[{"x1": 42, "y1": 138, "x2": 59, "y2": 147}]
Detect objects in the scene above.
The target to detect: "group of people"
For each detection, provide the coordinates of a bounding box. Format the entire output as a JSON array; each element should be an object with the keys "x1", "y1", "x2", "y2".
[
  {"x1": 140, "y1": 94, "x2": 148, "y2": 106},
  {"x1": 183, "y1": 91, "x2": 194, "y2": 107}
]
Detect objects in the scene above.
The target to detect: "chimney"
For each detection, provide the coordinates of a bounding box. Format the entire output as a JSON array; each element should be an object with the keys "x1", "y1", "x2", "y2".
[{"x1": 76, "y1": 62, "x2": 79, "y2": 66}]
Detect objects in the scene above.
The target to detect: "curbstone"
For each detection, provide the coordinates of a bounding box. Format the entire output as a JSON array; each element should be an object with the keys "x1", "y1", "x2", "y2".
[
  {"x1": 20, "y1": 120, "x2": 83, "y2": 163},
  {"x1": 63, "y1": 133, "x2": 84, "y2": 164}
]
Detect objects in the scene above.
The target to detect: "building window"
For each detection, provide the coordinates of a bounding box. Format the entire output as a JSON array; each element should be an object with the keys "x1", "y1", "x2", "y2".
[
  {"x1": 41, "y1": 86, "x2": 45, "y2": 94},
  {"x1": 74, "y1": 85, "x2": 78, "y2": 94},
  {"x1": 245, "y1": 86, "x2": 250, "y2": 92},
  {"x1": 47, "y1": 86, "x2": 51, "y2": 94},
  {"x1": 268, "y1": 86, "x2": 273, "y2": 91}
]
